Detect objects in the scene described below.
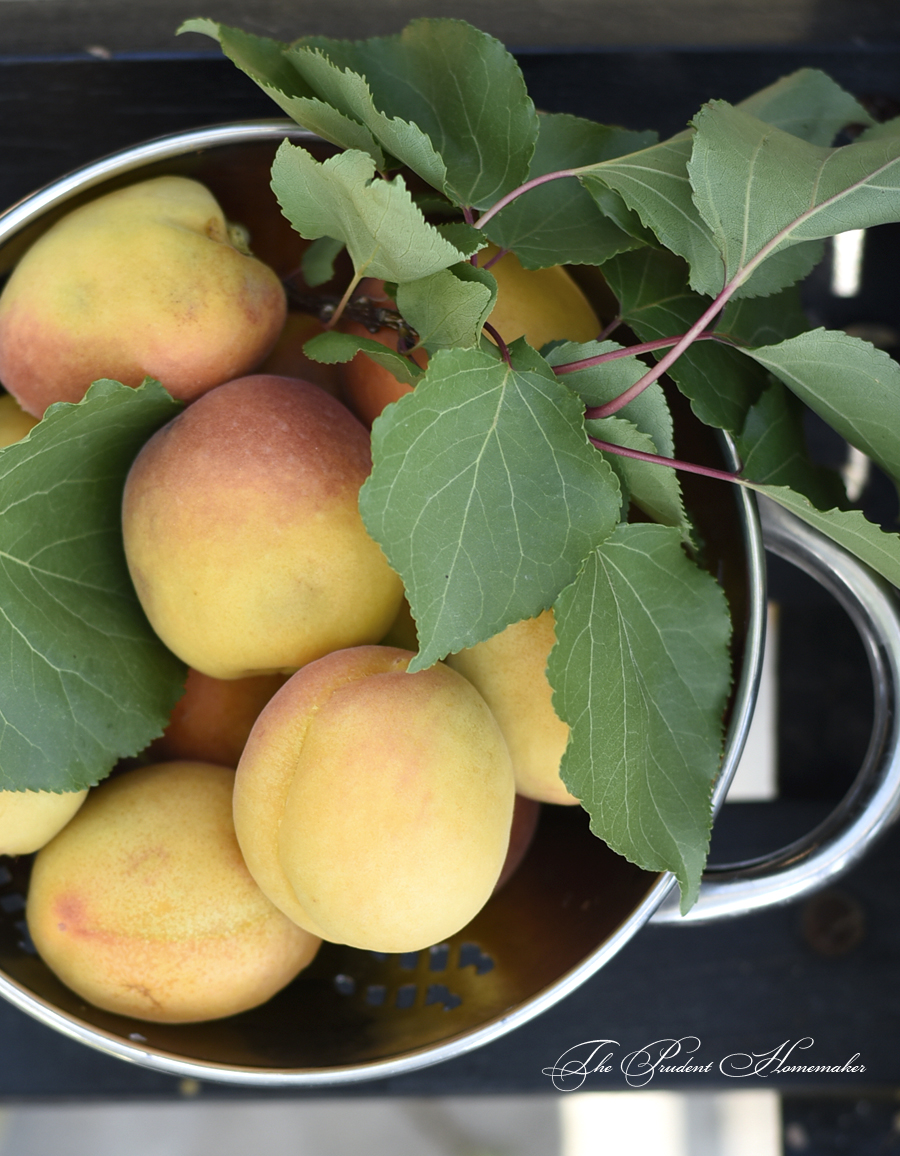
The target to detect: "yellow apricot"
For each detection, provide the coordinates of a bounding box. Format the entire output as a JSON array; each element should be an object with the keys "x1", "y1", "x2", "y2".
[
  {"x1": 0, "y1": 789, "x2": 88, "y2": 856},
  {"x1": 0, "y1": 393, "x2": 39, "y2": 446},
  {"x1": 446, "y1": 610, "x2": 579, "y2": 806},
  {"x1": 0, "y1": 176, "x2": 286, "y2": 416},
  {"x1": 26, "y1": 762, "x2": 320, "y2": 1023},
  {"x1": 146, "y1": 668, "x2": 288, "y2": 769},
  {"x1": 233, "y1": 646, "x2": 516, "y2": 953},
  {"x1": 257, "y1": 311, "x2": 343, "y2": 397},
  {"x1": 121, "y1": 374, "x2": 404, "y2": 680}
]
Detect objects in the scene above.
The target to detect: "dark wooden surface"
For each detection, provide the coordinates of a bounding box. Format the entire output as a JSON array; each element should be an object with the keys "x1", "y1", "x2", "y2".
[
  {"x1": 1, "y1": 49, "x2": 900, "y2": 1103},
  {"x1": 3, "y1": 0, "x2": 900, "y2": 57}
]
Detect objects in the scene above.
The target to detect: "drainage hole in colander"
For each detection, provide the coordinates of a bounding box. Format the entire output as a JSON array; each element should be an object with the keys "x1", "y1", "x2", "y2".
[
  {"x1": 425, "y1": 983, "x2": 461, "y2": 1010},
  {"x1": 15, "y1": 920, "x2": 36, "y2": 954},
  {"x1": 394, "y1": 983, "x2": 417, "y2": 1009},
  {"x1": 330, "y1": 940, "x2": 493, "y2": 1010},
  {"x1": 458, "y1": 941, "x2": 494, "y2": 974},
  {"x1": 428, "y1": 943, "x2": 449, "y2": 970}
]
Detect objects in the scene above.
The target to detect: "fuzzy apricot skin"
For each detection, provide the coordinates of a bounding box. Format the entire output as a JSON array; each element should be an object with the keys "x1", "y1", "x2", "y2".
[
  {"x1": 26, "y1": 762, "x2": 320, "y2": 1024},
  {"x1": 446, "y1": 610, "x2": 579, "y2": 805},
  {"x1": 121, "y1": 374, "x2": 404, "y2": 680},
  {"x1": 233, "y1": 646, "x2": 516, "y2": 954},
  {"x1": 0, "y1": 176, "x2": 287, "y2": 418}
]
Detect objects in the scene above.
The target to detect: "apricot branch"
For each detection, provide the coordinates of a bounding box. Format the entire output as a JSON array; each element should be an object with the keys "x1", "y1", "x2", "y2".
[
  {"x1": 597, "y1": 316, "x2": 623, "y2": 341},
  {"x1": 589, "y1": 435, "x2": 744, "y2": 485},
  {"x1": 484, "y1": 321, "x2": 513, "y2": 365},
  {"x1": 472, "y1": 168, "x2": 579, "y2": 231},
  {"x1": 582, "y1": 289, "x2": 733, "y2": 419},
  {"x1": 553, "y1": 332, "x2": 723, "y2": 393}
]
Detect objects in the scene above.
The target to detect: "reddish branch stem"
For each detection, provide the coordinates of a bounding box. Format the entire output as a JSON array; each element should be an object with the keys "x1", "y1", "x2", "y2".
[
  {"x1": 553, "y1": 331, "x2": 724, "y2": 388},
  {"x1": 484, "y1": 322, "x2": 512, "y2": 365},
  {"x1": 589, "y1": 436, "x2": 744, "y2": 485},
  {"x1": 473, "y1": 169, "x2": 579, "y2": 230}
]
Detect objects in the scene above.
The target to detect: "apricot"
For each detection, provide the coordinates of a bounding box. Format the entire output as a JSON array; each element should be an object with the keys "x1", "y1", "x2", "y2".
[
  {"x1": 233, "y1": 645, "x2": 516, "y2": 953},
  {"x1": 0, "y1": 789, "x2": 88, "y2": 856},
  {"x1": 146, "y1": 668, "x2": 288, "y2": 768},
  {"x1": 0, "y1": 176, "x2": 287, "y2": 416},
  {"x1": 26, "y1": 761, "x2": 320, "y2": 1023},
  {"x1": 446, "y1": 610, "x2": 579, "y2": 806},
  {"x1": 257, "y1": 311, "x2": 343, "y2": 398},
  {"x1": 121, "y1": 374, "x2": 404, "y2": 680},
  {"x1": 340, "y1": 247, "x2": 601, "y2": 426}
]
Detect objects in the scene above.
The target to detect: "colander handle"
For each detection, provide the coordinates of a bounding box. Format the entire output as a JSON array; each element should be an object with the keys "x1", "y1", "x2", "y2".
[{"x1": 651, "y1": 494, "x2": 900, "y2": 925}]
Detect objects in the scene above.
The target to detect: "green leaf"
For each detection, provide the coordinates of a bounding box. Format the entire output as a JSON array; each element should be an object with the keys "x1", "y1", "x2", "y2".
[
  {"x1": 284, "y1": 44, "x2": 448, "y2": 188},
  {"x1": 271, "y1": 141, "x2": 481, "y2": 283},
  {"x1": 858, "y1": 115, "x2": 900, "y2": 144},
  {"x1": 577, "y1": 68, "x2": 867, "y2": 300},
  {"x1": 395, "y1": 262, "x2": 496, "y2": 351},
  {"x1": 588, "y1": 187, "x2": 660, "y2": 247},
  {"x1": 179, "y1": 19, "x2": 300, "y2": 95},
  {"x1": 271, "y1": 99, "x2": 387, "y2": 168},
  {"x1": 740, "y1": 328, "x2": 900, "y2": 489},
  {"x1": 747, "y1": 486, "x2": 900, "y2": 589},
  {"x1": 178, "y1": 21, "x2": 388, "y2": 166},
  {"x1": 359, "y1": 342, "x2": 622, "y2": 670},
  {"x1": 296, "y1": 19, "x2": 540, "y2": 209},
  {"x1": 301, "y1": 235, "x2": 345, "y2": 287},
  {"x1": 601, "y1": 248, "x2": 806, "y2": 431},
  {"x1": 302, "y1": 331, "x2": 424, "y2": 386},
  {"x1": 718, "y1": 285, "x2": 810, "y2": 349},
  {"x1": 688, "y1": 101, "x2": 900, "y2": 298},
  {"x1": 736, "y1": 67, "x2": 874, "y2": 146},
  {"x1": 736, "y1": 379, "x2": 846, "y2": 510},
  {"x1": 578, "y1": 134, "x2": 721, "y2": 293},
  {"x1": 0, "y1": 379, "x2": 186, "y2": 792},
  {"x1": 545, "y1": 338, "x2": 675, "y2": 457},
  {"x1": 484, "y1": 114, "x2": 655, "y2": 268},
  {"x1": 547, "y1": 337, "x2": 693, "y2": 536},
  {"x1": 549, "y1": 522, "x2": 733, "y2": 913},
  {"x1": 584, "y1": 414, "x2": 692, "y2": 540}
]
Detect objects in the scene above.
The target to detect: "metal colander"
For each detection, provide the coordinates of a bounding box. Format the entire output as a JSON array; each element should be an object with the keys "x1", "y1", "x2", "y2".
[{"x1": 0, "y1": 120, "x2": 775, "y2": 1086}]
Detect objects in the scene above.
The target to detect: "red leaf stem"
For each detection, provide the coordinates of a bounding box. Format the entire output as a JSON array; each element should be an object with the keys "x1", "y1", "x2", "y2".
[{"x1": 589, "y1": 436, "x2": 744, "y2": 485}]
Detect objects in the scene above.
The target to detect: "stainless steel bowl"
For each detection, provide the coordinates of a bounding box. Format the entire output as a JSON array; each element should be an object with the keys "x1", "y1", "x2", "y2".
[{"x1": 0, "y1": 120, "x2": 896, "y2": 1087}]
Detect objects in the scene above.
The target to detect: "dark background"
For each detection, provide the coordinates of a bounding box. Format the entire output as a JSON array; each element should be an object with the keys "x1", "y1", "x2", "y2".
[{"x1": 2, "y1": 0, "x2": 900, "y2": 56}]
